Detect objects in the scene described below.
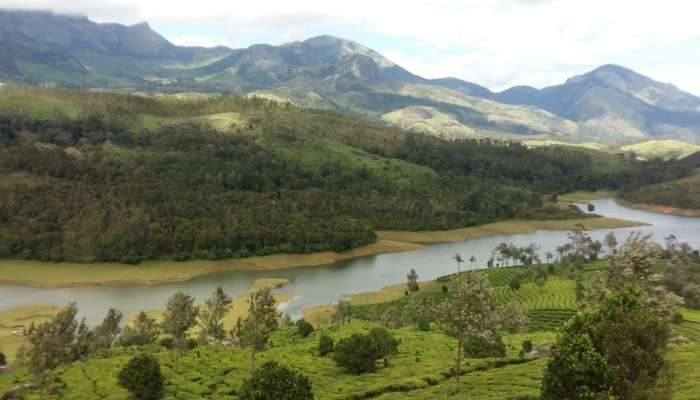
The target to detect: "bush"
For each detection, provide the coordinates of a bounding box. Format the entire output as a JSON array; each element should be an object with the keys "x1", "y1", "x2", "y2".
[
  {"x1": 463, "y1": 335, "x2": 506, "y2": 359},
  {"x1": 671, "y1": 311, "x2": 684, "y2": 324},
  {"x1": 239, "y1": 361, "x2": 313, "y2": 400},
  {"x1": 117, "y1": 354, "x2": 165, "y2": 400},
  {"x1": 295, "y1": 319, "x2": 314, "y2": 338},
  {"x1": 510, "y1": 278, "x2": 521, "y2": 291},
  {"x1": 0, "y1": 350, "x2": 5, "y2": 366},
  {"x1": 159, "y1": 337, "x2": 174, "y2": 349},
  {"x1": 521, "y1": 340, "x2": 533, "y2": 354},
  {"x1": 333, "y1": 329, "x2": 399, "y2": 374},
  {"x1": 319, "y1": 333, "x2": 334, "y2": 356},
  {"x1": 186, "y1": 338, "x2": 198, "y2": 350},
  {"x1": 368, "y1": 327, "x2": 399, "y2": 359},
  {"x1": 417, "y1": 318, "x2": 431, "y2": 332},
  {"x1": 333, "y1": 333, "x2": 380, "y2": 374}
]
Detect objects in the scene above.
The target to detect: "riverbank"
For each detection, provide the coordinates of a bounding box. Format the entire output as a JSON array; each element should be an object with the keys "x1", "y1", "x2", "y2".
[
  {"x1": 0, "y1": 216, "x2": 644, "y2": 289},
  {"x1": 376, "y1": 216, "x2": 643, "y2": 244},
  {"x1": 0, "y1": 240, "x2": 424, "y2": 289},
  {"x1": 615, "y1": 199, "x2": 700, "y2": 217}
]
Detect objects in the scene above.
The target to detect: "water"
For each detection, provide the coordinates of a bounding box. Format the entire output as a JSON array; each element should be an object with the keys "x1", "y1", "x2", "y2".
[{"x1": 1, "y1": 198, "x2": 699, "y2": 324}]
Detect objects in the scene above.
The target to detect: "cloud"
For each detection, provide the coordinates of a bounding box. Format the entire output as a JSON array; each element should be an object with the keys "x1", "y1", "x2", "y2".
[{"x1": 3, "y1": 0, "x2": 700, "y2": 93}]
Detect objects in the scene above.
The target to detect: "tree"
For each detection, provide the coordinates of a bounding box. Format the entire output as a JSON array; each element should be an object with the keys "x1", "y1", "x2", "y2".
[
  {"x1": 541, "y1": 319, "x2": 610, "y2": 400},
  {"x1": 431, "y1": 273, "x2": 498, "y2": 389},
  {"x1": 509, "y1": 277, "x2": 521, "y2": 291},
  {"x1": 406, "y1": 269, "x2": 419, "y2": 292},
  {"x1": 453, "y1": 253, "x2": 464, "y2": 273},
  {"x1": 333, "y1": 332, "x2": 389, "y2": 374},
  {"x1": 198, "y1": 287, "x2": 232, "y2": 342},
  {"x1": 542, "y1": 287, "x2": 672, "y2": 400},
  {"x1": 604, "y1": 231, "x2": 617, "y2": 254},
  {"x1": 239, "y1": 361, "x2": 314, "y2": 400},
  {"x1": 295, "y1": 319, "x2": 314, "y2": 337},
  {"x1": 497, "y1": 301, "x2": 528, "y2": 334},
  {"x1": 117, "y1": 354, "x2": 165, "y2": 400},
  {"x1": 588, "y1": 240, "x2": 603, "y2": 260},
  {"x1": 26, "y1": 303, "x2": 89, "y2": 376},
  {"x1": 0, "y1": 349, "x2": 5, "y2": 366},
  {"x1": 319, "y1": 333, "x2": 334, "y2": 356},
  {"x1": 332, "y1": 299, "x2": 352, "y2": 325},
  {"x1": 236, "y1": 288, "x2": 279, "y2": 369},
  {"x1": 91, "y1": 308, "x2": 122, "y2": 351},
  {"x1": 367, "y1": 327, "x2": 399, "y2": 359},
  {"x1": 604, "y1": 232, "x2": 682, "y2": 317},
  {"x1": 469, "y1": 255, "x2": 476, "y2": 268},
  {"x1": 587, "y1": 203, "x2": 595, "y2": 212},
  {"x1": 118, "y1": 311, "x2": 160, "y2": 346},
  {"x1": 545, "y1": 251, "x2": 554, "y2": 264},
  {"x1": 161, "y1": 292, "x2": 199, "y2": 352}
]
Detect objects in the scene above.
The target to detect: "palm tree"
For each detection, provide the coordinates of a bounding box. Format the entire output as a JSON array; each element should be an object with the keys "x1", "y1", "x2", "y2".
[
  {"x1": 469, "y1": 255, "x2": 476, "y2": 268},
  {"x1": 453, "y1": 253, "x2": 464, "y2": 273}
]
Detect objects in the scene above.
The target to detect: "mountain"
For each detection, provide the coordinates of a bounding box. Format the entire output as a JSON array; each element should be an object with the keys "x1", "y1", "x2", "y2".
[
  {"x1": 492, "y1": 65, "x2": 700, "y2": 143},
  {"x1": 1, "y1": 10, "x2": 700, "y2": 145}
]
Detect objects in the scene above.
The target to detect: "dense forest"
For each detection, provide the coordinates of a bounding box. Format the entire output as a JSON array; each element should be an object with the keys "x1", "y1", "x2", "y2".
[{"x1": 0, "y1": 87, "x2": 693, "y2": 263}]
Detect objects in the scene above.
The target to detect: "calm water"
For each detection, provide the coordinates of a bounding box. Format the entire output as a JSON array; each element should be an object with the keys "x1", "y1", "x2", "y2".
[{"x1": 1, "y1": 198, "x2": 699, "y2": 324}]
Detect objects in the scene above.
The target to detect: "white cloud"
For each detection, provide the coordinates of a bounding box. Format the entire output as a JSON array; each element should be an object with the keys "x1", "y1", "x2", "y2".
[{"x1": 2, "y1": 0, "x2": 700, "y2": 93}]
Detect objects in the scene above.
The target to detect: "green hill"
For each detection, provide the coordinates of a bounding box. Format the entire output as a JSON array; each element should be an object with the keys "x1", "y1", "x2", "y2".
[{"x1": 1, "y1": 86, "x2": 693, "y2": 264}]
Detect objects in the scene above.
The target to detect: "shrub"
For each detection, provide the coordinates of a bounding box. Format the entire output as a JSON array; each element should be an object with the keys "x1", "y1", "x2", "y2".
[
  {"x1": 463, "y1": 334, "x2": 506, "y2": 359},
  {"x1": 117, "y1": 354, "x2": 165, "y2": 400},
  {"x1": 239, "y1": 361, "x2": 313, "y2": 400},
  {"x1": 671, "y1": 311, "x2": 684, "y2": 324},
  {"x1": 0, "y1": 350, "x2": 5, "y2": 366},
  {"x1": 368, "y1": 327, "x2": 399, "y2": 359},
  {"x1": 186, "y1": 338, "x2": 198, "y2": 350},
  {"x1": 521, "y1": 340, "x2": 533, "y2": 354},
  {"x1": 333, "y1": 333, "x2": 380, "y2": 374},
  {"x1": 510, "y1": 278, "x2": 521, "y2": 291},
  {"x1": 295, "y1": 319, "x2": 314, "y2": 338},
  {"x1": 159, "y1": 337, "x2": 174, "y2": 349},
  {"x1": 319, "y1": 333, "x2": 334, "y2": 356},
  {"x1": 417, "y1": 318, "x2": 431, "y2": 331}
]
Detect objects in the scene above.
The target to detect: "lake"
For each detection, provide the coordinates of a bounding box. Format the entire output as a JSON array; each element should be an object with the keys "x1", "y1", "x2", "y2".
[{"x1": 1, "y1": 198, "x2": 699, "y2": 324}]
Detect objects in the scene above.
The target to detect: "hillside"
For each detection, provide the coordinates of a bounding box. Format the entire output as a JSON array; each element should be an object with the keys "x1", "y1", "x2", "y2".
[
  {"x1": 2, "y1": 10, "x2": 700, "y2": 146},
  {"x1": 621, "y1": 170, "x2": 700, "y2": 211},
  {"x1": 0, "y1": 86, "x2": 691, "y2": 264}
]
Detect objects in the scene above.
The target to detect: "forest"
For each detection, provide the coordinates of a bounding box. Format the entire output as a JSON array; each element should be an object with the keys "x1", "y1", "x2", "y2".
[{"x1": 0, "y1": 87, "x2": 693, "y2": 263}]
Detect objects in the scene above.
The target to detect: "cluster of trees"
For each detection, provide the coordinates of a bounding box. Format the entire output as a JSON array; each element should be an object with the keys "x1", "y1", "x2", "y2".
[
  {"x1": 3, "y1": 88, "x2": 689, "y2": 264},
  {"x1": 542, "y1": 233, "x2": 682, "y2": 399}
]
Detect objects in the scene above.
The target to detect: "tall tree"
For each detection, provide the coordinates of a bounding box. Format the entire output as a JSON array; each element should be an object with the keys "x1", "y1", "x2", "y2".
[
  {"x1": 26, "y1": 303, "x2": 91, "y2": 382},
  {"x1": 91, "y1": 308, "x2": 123, "y2": 351},
  {"x1": 406, "y1": 269, "x2": 419, "y2": 292},
  {"x1": 235, "y1": 288, "x2": 279, "y2": 369},
  {"x1": 604, "y1": 231, "x2": 618, "y2": 254},
  {"x1": 453, "y1": 253, "x2": 464, "y2": 273},
  {"x1": 332, "y1": 299, "x2": 352, "y2": 325},
  {"x1": 431, "y1": 273, "x2": 498, "y2": 390},
  {"x1": 161, "y1": 292, "x2": 199, "y2": 353},
  {"x1": 118, "y1": 311, "x2": 160, "y2": 346},
  {"x1": 198, "y1": 287, "x2": 232, "y2": 342}
]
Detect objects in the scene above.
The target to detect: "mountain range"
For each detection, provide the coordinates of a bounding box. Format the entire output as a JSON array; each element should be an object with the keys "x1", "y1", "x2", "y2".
[{"x1": 2, "y1": 9, "x2": 700, "y2": 145}]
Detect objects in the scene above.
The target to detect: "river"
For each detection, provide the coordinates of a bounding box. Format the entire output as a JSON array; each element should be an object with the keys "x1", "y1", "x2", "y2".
[{"x1": 1, "y1": 198, "x2": 699, "y2": 324}]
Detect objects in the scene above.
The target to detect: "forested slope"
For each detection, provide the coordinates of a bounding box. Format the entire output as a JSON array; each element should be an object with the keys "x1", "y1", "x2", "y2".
[{"x1": 0, "y1": 87, "x2": 692, "y2": 263}]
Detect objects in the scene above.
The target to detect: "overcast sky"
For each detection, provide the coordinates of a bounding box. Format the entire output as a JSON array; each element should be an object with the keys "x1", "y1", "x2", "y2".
[{"x1": 3, "y1": 0, "x2": 700, "y2": 94}]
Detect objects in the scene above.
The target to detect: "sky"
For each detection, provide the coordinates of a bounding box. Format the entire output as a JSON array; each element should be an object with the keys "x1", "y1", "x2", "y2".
[{"x1": 3, "y1": 0, "x2": 700, "y2": 94}]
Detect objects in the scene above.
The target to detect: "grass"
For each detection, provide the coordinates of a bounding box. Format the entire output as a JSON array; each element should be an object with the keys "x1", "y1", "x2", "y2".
[
  {"x1": 0, "y1": 322, "x2": 553, "y2": 400},
  {"x1": 376, "y1": 217, "x2": 644, "y2": 244},
  {"x1": 0, "y1": 240, "x2": 424, "y2": 288}
]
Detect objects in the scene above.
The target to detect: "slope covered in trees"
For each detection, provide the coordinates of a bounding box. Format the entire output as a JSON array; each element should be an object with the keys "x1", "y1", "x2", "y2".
[{"x1": 0, "y1": 87, "x2": 692, "y2": 263}]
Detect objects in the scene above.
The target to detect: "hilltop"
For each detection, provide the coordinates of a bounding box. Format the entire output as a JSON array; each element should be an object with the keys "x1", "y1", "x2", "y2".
[{"x1": 2, "y1": 10, "x2": 700, "y2": 146}]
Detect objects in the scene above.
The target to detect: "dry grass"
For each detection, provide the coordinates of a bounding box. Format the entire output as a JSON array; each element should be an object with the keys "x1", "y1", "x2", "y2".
[
  {"x1": 377, "y1": 217, "x2": 644, "y2": 244},
  {"x1": 558, "y1": 191, "x2": 618, "y2": 202}
]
